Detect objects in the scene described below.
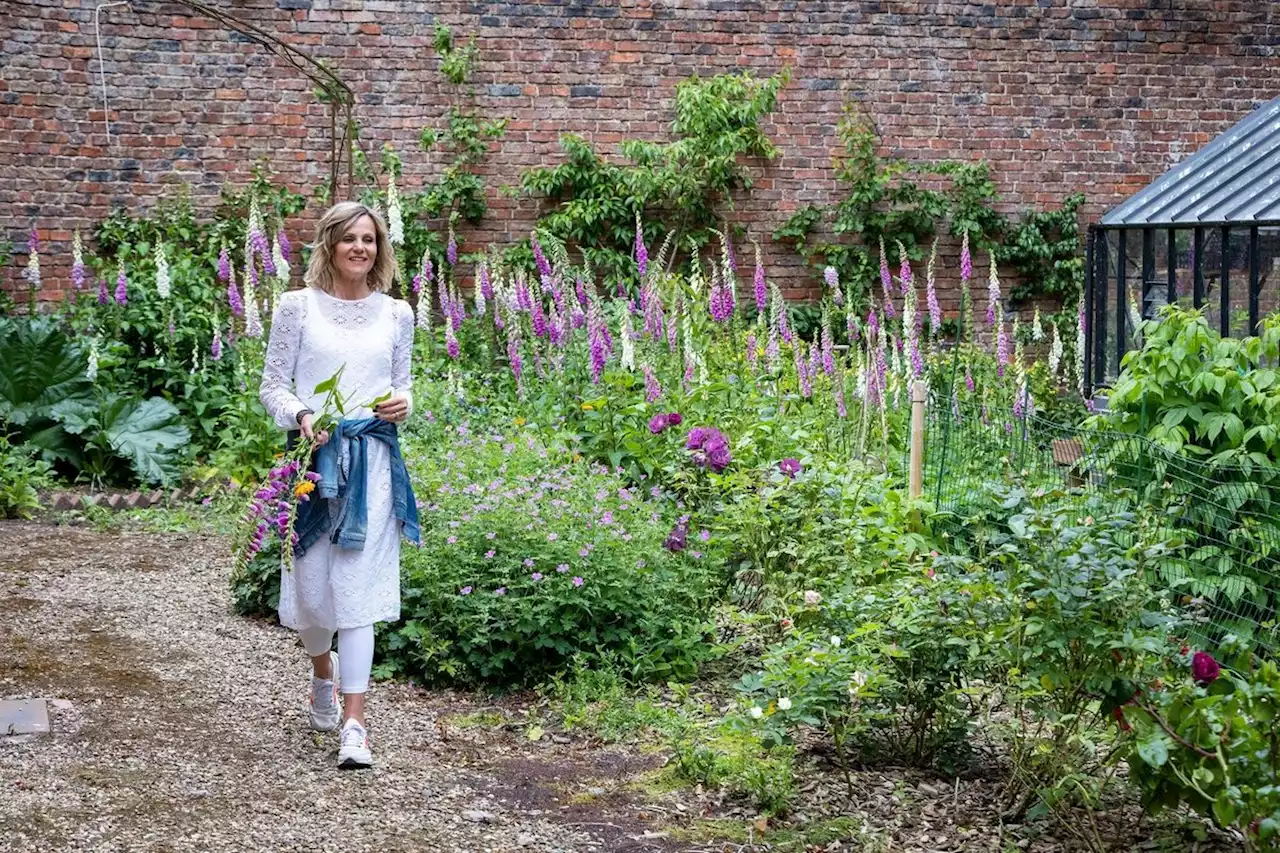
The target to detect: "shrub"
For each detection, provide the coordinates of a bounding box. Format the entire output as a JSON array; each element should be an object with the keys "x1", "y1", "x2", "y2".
[
  {"x1": 380, "y1": 421, "x2": 724, "y2": 686},
  {"x1": 0, "y1": 432, "x2": 52, "y2": 519},
  {"x1": 1123, "y1": 638, "x2": 1280, "y2": 852}
]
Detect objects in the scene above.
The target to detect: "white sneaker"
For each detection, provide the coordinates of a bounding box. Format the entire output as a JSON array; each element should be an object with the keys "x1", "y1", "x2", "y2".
[
  {"x1": 337, "y1": 718, "x2": 373, "y2": 770},
  {"x1": 308, "y1": 651, "x2": 341, "y2": 732}
]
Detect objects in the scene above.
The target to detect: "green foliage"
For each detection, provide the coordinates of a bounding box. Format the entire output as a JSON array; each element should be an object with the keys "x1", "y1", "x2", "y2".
[
  {"x1": 774, "y1": 108, "x2": 1082, "y2": 313},
  {"x1": 518, "y1": 70, "x2": 788, "y2": 285},
  {"x1": 49, "y1": 393, "x2": 190, "y2": 486},
  {"x1": 1102, "y1": 307, "x2": 1280, "y2": 463},
  {"x1": 996, "y1": 193, "x2": 1085, "y2": 306},
  {"x1": 0, "y1": 314, "x2": 92, "y2": 429},
  {"x1": 62, "y1": 173, "x2": 299, "y2": 480},
  {"x1": 671, "y1": 722, "x2": 798, "y2": 816},
  {"x1": 381, "y1": 421, "x2": 723, "y2": 687},
  {"x1": 0, "y1": 432, "x2": 52, "y2": 519},
  {"x1": 956, "y1": 486, "x2": 1180, "y2": 817},
  {"x1": 1123, "y1": 639, "x2": 1280, "y2": 852},
  {"x1": 230, "y1": 537, "x2": 283, "y2": 618},
  {"x1": 734, "y1": 571, "x2": 983, "y2": 777},
  {"x1": 355, "y1": 24, "x2": 506, "y2": 292}
]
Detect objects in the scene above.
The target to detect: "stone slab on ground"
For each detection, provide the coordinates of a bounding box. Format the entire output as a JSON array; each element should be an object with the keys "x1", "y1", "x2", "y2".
[{"x1": 0, "y1": 699, "x2": 50, "y2": 736}]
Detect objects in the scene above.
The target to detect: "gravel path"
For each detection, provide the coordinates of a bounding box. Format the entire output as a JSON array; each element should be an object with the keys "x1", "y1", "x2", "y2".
[{"x1": 0, "y1": 521, "x2": 600, "y2": 853}]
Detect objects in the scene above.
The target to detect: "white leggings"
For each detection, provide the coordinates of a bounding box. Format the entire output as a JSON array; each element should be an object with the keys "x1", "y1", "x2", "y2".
[{"x1": 298, "y1": 625, "x2": 375, "y2": 695}]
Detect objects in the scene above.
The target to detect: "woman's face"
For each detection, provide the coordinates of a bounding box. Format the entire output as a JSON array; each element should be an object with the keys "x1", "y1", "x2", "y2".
[{"x1": 333, "y1": 214, "x2": 377, "y2": 283}]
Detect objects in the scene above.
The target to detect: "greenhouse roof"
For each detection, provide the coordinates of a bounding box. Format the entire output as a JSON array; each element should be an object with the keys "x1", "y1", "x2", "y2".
[{"x1": 1101, "y1": 95, "x2": 1280, "y2": 228}]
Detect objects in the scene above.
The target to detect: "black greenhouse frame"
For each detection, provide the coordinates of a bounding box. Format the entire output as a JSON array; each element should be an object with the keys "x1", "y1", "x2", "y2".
[{"x1": 1085, "y1": 220, "x2": 1280, "y2": 394}]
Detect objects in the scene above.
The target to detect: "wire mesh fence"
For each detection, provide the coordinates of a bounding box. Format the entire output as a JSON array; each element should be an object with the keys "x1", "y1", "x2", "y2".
[{"x1": 927, "y1": 396, "x2": 1280, "y2": 656}]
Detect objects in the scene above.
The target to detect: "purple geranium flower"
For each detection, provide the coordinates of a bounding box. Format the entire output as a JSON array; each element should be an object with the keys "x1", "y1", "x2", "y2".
[
  {"x1": 531, "y1": 572, "x2": 543, "y2": 582},
  {"x1": 778, "y1": 458, "x2": 801, "y2": 478},
  {"x1": 664, "y1": 520, "x2": 689, "y2": 552},
  {"x1": 686, "y1": 426, "x2": 732, "y2": 473},
  {"x1": 572, "y1": 576, "x2": 584, "y2": 587},
  {"x1": 648, "y1": 413, "x2": 669, "y2": 434},
  {"x1": 460, "y1": 586, "x2": 473, "y2": 596}
]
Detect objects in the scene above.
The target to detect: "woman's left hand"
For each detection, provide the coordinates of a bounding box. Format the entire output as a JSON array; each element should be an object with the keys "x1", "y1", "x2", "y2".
[{"x1": 373, "y1": 395, "x2": 410, "y2": 424}]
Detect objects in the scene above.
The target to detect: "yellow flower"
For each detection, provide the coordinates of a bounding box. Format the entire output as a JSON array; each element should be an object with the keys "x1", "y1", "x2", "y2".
[
  {"x1": 294, "y1": 481, "x2": 315, "y2": 498},
  {"x1": 581, "y1": 403, "x2": 594, "y2": 411},
  {"x1": 514, "y1": 416, "x2": 526, "y2": 426}
]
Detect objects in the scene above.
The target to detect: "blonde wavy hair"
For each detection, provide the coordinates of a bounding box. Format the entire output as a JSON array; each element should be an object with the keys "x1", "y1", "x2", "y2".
[{"x1": 304, "y1": 201, "x2": 396, "y2": 294}]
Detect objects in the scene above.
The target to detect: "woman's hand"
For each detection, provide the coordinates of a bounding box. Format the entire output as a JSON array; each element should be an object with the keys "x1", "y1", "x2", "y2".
[
  {"x1": 374, "y1": 395, "x2": 410, "y2": 424},
  {"x1": 299, "y1": 413, "x2": 330, "y2": 447}
]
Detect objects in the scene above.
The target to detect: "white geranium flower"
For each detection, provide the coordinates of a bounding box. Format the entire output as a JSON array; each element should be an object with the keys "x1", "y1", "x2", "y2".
[{"x1": 776, "y1": 697, "x2": 792, "y2": 711}]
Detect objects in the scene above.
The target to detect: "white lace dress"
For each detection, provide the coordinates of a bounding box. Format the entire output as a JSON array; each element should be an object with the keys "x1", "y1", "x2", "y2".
[{"x1": 259, "y1": 287, "x2": 415, "y2": 631}]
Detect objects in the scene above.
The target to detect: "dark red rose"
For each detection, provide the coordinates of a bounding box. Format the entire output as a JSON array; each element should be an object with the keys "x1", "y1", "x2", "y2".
[{"x1": 1191, "y1": 651, "x2": 1220, "y2": 685}]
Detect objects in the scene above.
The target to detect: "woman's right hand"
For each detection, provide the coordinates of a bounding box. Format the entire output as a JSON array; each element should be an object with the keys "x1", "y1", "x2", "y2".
[{"x1": 299, "y1": 413, "x2": 329, "y2": 447}]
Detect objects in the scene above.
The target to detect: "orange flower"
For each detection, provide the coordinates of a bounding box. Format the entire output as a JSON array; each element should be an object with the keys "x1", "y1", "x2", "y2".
[{"x1": 294, "y1": 481, "x2": 315, "y2": 498}]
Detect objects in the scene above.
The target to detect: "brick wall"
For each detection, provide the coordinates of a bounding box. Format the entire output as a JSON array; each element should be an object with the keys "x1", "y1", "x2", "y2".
[{"x1": 3, "y1": 0, "x2": 1278, "y2": 309}]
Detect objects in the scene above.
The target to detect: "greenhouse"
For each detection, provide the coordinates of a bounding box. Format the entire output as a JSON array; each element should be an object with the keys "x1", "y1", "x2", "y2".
[{"x1": 1087, "y1": 95, "x2": 1280, "y2": 391}]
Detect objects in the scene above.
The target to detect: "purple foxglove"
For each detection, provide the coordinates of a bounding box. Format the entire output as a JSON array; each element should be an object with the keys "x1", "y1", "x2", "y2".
[
  {"x1": 821, "y1": 307, "x2": 835, "y2": 376},
  {"x1": 217, "y1": 244, "x2": 231, "y2": 282},
  {"x1": 766, "y1": 326, "x2": 780, "y2": 373},
  {"x1": 278, "y1": 230, "x2": 291, "y2": 264},
  {"x1": 515, "y1": 272, "x2": 531, "y2": 311},
  {"x1": 824, "y1": 265, "x2": 842, "y2": 306},
  {"x1": 746, "y1": 332, "x2": 759, "y2": 370},
  {"x1": 996, "y1": 313, "x2": 1009, "y2": 378},
  {"x1": 634, "y1": 214, "x2": 648, "y2": 278},
  {"x1": 896, "y1": 240, "x2": 912, "y2": 296},
  {"x1": 445, "y1": 316, "x2": 460, "y2": 359},
  {"x1": 925, "y1": 238, "x2": 941, "y2": 334},
  {"x1": 965, "y1": 365, "x2": 975, "y2": 393},
  {"x1": 795, "y1": 340, "x2": 812, "y2": 398},
  {"x1": 753, "y1": 243, "x2": 767, "y2": 313},
  {"x1": 227, "y1": 273, "x2": 243, "y2": 317},
  {"x1": 96, "y1": 277, "x2": 109, "y2": 306},
  {"x1": 530, "y1": 233, "x2": 551, "y2": 281},
  {"x1": 643, "y1": 363, "x2": 662, "y2": 403},
  {"x1": 587, "y1": 303, "x2": 608, "y2": 383},
  {"x1": 114, "y1": 261, "x2": 128, "y2": 305},
  {"x1": 960, "y1": 230, "x2": 972, "y2": 282},
  {"x1": 478, "y1": 263, "x2": 493, "y2": 304},
  {"x1": 71, "y1": 231, "x2": 86, "y2": 289},
  {"x1": 446, "y1": 226, "x2": 458, "y2": 266}
]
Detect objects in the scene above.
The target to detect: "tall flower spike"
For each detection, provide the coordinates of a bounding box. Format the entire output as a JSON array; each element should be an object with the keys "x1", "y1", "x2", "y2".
[
  {"x1": 1048, "y1": 321, "x2": 1063, "y2": 377},
  {"x1": 387, "y1": 173, "x2": 404, "y2": 245},
  {"x1": 1076, "y1": 293, "x2": 1087, "y2": 396},
  {"x1": 821, "y1": 305, "x2": 835, "y2": 376},
  {"x1": 986, "y1": 253, "x2": 1001, "y2": 326},
  {"x1": 97, "y1": 277, "x2": 109, "y2": 306},
  {"x1": 114, "y1": 259, "x2": 128, "y2": 306},
  {"x1": 272, "y1": 231, "x2": 290, "y2": 291},
  {"x1": 960, "y1": 230, "x2": 972, "y2": 282},
  {"x1": 154, "y1": 242, "x2": 171, "y2": 299},
  {"x1": 530, "y1": 232, "x2": 551, "y2": 281},
  {"x1": 1032, "y1": 307, "x2": 1044, "y2": 341},
  {"x1": 925, "y1": 238, "x2": 941, "y2": 335},
  {"x1": 634, "y1": 212, "x2": 648, "y2": 279},
  {"x1": 247, "y1": 196, "x2": 270, "y2": 267},
  {"x1": 643, "y1": 363, "x2": 662, "y2": 403},
  {"x1": 23, "y1": 228, "x2": 41, "y2": 291},
  {"x1": 217, "y1": 243, "x2": 231, "y2": 282},
  {"x1": 446, "y1": 224, "x2": 458, "y2": 266},
  {"x1": 753, "y1": 241, "x2": 767, "y2": 313},
  {"x1": 86, "y1": 337, "x2": 99, "y2": 382},
  {"x1": 445, "y1": 315, "x2": 459, "y2": 359},
  {"x1": 210, "y1": 309, "x2": 222, "y2": 361},
  {"x1": 995, "y1": 306, "x2": 1009, "y2": 378},
  {"x1": 227, "y1": 261, "x2": 243, "y2": 317},
  {"x1": 71, "y1": 230, "x2": 86, "y2": 289},
  {"x1": 824, "y1": 265, "x2": 842, "y2": 306},
  {"x1": 620, "y1": 308, "x2": 636, "y2": 371},
  {"x1": 895, "y1": 240, "x2": 912, "y2": 296}
]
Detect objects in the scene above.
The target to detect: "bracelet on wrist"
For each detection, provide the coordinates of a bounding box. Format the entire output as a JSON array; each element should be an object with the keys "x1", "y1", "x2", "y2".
[{"x1": 296, "y1": 409, "x2": 314, "y2": 425}]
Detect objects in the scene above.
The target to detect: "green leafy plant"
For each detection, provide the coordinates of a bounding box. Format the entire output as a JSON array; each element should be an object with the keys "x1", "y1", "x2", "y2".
[
  {"x1": 1123, "y1": 638, "x2": 1280, "y2": 852},
  {"x1": 0, "y1": 432, "x2": 52, "y2": 519},
  {"x1": 49, "y1": 393, "x2": 190, "y2": 486},
  {"x1": 375, "y1": 421, "x2": 723, "y2": 687},
  {"x1": 518, "y1": 69, "x2": 788, "y2": 285}
]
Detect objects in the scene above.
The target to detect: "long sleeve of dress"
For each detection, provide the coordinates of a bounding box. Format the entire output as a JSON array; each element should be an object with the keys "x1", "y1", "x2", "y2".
[
  {"x1": 260, "y1": 291, "x2": 311, "y2": 430},
  {"x1": 391, "y1": 299, "x2": 415, "y2": 419}
]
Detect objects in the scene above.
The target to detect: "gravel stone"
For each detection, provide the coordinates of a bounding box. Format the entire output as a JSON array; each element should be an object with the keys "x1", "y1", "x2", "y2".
[{"x1": 0, "y1": 522, "x2": 597, "y2": 853}]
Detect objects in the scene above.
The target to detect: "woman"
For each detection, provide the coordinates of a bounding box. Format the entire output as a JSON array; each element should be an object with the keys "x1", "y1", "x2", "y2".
[{"x1": 260, "y1": 201, "x2": 419, "y2": 769}]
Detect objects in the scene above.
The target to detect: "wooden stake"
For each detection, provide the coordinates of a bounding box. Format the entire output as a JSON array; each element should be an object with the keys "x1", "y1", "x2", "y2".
[{"x1": 909, "y1": 380, "x2": 927, "y2": 500}]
